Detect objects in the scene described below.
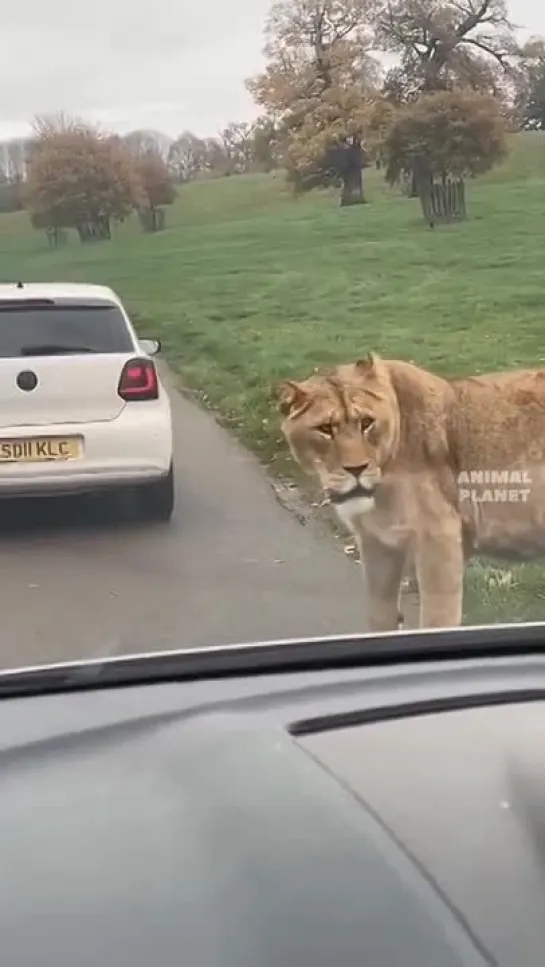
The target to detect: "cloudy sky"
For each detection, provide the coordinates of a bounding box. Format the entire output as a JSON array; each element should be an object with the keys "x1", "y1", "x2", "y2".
[{"x1": 0, "y1": 0, "x2": 543, "y2": 142}]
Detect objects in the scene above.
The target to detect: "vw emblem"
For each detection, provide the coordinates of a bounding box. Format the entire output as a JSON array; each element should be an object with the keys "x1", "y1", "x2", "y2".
[{"x1": 16, "y1": 370, "x2": 38, "y2": 392}]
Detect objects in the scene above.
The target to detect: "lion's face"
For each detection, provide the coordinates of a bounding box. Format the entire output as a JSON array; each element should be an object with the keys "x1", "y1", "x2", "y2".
[{"x1": 277, "y1": 355, "x2": 399, "y2": 521}]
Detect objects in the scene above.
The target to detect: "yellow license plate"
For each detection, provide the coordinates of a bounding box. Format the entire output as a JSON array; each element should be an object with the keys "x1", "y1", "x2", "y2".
[{"x1": 0, "y1": 437, "x2": 82, "y2": 463}]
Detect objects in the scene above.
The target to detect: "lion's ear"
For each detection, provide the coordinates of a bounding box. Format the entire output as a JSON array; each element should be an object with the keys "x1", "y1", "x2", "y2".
[
  {"x1": 355, "y1": 353, "x2": 378, "y2": 376},
  {"x1": 277, "y1": 380, "x2": 308, "y2": 417}
]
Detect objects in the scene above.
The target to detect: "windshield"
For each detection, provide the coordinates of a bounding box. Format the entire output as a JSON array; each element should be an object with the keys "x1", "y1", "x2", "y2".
[{"x1": 0, "y1": 0, "x2": 544, "y2": 674}]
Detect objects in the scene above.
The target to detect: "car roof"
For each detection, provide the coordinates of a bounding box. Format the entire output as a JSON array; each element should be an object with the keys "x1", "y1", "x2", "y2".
[{"x1": 0, "y1": 282, "x2": 122, "y2": 305}]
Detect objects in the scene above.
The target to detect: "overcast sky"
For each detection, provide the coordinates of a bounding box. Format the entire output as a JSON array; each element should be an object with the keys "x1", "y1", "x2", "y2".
[{"x1": 0, "y1": 0, "x2": 543, "y2": 142}]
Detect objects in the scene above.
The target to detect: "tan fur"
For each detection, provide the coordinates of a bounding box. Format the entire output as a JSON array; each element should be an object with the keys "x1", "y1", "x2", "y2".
[{"x1": 277, "y1": 354, "x2": 545, "y2": 631}]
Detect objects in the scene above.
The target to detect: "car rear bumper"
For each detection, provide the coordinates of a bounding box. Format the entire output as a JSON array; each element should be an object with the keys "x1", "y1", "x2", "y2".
[
  {"x1": 0, "y1": 405, "x2": 173, "y2": 498},
  {"x1": 0, "y1": 465, "x2": 171, "y2": 498}
]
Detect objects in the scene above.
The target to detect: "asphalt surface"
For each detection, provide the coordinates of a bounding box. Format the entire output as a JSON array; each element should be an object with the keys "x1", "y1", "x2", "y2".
[{"x1": 0, "y1": 372, "x2": 370, "y2": 670}]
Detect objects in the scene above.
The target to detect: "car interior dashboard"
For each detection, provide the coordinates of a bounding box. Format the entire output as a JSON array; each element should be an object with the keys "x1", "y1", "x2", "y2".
[{"x1": 1, "y1": 623, "x2": 545, "y2": 966}]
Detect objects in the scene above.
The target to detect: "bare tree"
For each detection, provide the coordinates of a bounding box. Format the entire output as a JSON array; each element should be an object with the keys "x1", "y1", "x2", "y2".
[
  {"x1": 123, "y1": 129, "x2": 173, "y2": 162},
  {"x1": 220, "y1": 122, "x2": 256, "y2": 173},
  {"x1": 167, "y1": 131, "x2": 208, "y2": 182},
  {"x1": 4, "y1": 139, "x2": 31, "y2": 183},
  {"x1": 375, "y1": 0, "x2": 520, "y2": 98}
]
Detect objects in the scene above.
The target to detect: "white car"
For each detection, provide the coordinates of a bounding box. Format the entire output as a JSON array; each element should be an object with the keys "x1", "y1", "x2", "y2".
[{"x1": 0, "y1": 281, "x2": 174, "y2": 521}]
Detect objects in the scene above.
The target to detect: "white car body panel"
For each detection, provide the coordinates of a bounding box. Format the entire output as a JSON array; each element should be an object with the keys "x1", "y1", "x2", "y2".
[
  {"x1": 0, "y1": 282, "x2": 173, "y2": 498},
  {"x1": 0, "y1": 354, "x2": 130, "y2": 426}
]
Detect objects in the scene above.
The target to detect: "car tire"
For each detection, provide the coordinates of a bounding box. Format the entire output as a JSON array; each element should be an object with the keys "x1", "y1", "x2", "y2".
[{"x1": 137, "y1": 464, "x2": 175, "y2": 522}]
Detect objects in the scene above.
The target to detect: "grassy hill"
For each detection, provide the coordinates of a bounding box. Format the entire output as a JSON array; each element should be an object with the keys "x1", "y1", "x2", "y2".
[{"x1": 1, "y1": 131, "x2": 545, "y2": 624}]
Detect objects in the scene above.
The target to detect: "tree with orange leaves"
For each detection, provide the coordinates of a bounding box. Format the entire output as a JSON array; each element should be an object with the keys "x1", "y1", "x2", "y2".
[
  {"x1": 130, "y1": 148, "x2": 176, "y2": 232},
  {"x1": 247, "y1": 0, "x2": 381, "y2": 206},
  {"x1": 136, "y1": 151, "x2": 176, "y2": 208},
  {"x1": 381, "y1": 89, "x2": 508, "y2": 188},
  {"x1": 25, "y1": 116, "x2": 143, "y2": 242}
]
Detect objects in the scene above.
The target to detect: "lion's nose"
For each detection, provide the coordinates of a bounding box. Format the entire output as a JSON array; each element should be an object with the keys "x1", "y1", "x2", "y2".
[{"x1": 344, "y1": 463, "x2": 369, "y2": 478}]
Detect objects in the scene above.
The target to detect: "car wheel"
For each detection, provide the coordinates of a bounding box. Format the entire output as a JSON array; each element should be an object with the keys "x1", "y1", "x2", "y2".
[{"x1": 137, "y1": 464, "x2": 175, "y2": 522}]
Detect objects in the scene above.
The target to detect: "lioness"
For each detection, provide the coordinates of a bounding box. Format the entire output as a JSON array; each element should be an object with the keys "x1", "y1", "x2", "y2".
[{"x1": 277, "y1": 354, "x2": 545, "y2": 631}]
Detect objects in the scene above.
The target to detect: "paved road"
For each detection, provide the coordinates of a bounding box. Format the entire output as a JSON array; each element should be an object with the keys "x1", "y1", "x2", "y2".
[{"x1": 0, "y1": 372, "x2": 370, "y2": 670}]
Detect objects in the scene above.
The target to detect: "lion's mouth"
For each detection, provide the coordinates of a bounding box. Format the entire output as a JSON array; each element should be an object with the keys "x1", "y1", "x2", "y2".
[{"x1": 328, "y1": 484, "x2": 377, "y2": 505}]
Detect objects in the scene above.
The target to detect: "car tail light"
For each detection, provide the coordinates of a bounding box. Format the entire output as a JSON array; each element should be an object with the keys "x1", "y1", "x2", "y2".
[{"x1": 118, "y1": 358, "x2": 159, "y2": 401}]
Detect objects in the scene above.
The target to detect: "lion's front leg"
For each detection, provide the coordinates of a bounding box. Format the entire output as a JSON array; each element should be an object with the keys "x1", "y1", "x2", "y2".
[
  {"x1": 415, "y1": 525, "x2": 464, "y2": 629},
  {"x1": 360, "y1": 537, "x2": 406, "y2": 633}
]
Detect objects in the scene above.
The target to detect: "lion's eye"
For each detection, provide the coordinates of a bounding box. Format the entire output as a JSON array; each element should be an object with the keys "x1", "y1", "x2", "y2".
[
  {"x1": 316, "y1": 423, "x2": 335, "y2": 438},
  {"x1": 360, "y1": 416, "x2": 375, "y2": 433}
]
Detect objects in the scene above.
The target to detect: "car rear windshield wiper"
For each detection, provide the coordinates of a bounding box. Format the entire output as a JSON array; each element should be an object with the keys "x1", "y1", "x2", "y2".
[{"x1": 19, "y1": 344, "x2": 97, "y2": 356}]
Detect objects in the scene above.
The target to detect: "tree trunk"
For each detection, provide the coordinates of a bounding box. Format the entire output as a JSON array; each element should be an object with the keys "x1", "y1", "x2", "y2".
[{"x1": 340, "y1": 166, "x2": 365, "y2": 207}]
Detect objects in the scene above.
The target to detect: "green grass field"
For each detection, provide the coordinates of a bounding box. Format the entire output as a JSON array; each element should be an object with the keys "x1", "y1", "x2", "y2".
[{"x1": 1, "y1": 132, "x2": 545, "y2": 624}]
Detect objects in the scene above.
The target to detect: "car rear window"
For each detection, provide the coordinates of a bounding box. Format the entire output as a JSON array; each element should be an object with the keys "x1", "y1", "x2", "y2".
[{"x1": 0, "y1": 304, "x2": 135, "y2": 356}]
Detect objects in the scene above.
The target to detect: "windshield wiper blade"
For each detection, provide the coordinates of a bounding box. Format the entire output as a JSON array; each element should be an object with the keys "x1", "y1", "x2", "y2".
[{"x1": 20, "y1": 344, "x2": 97, "y2": 356}]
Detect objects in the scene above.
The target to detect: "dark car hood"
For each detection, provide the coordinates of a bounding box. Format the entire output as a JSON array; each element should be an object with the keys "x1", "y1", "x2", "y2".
[{"x1": 1, "y1": 649, "x2": 545, "y2": 966}]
